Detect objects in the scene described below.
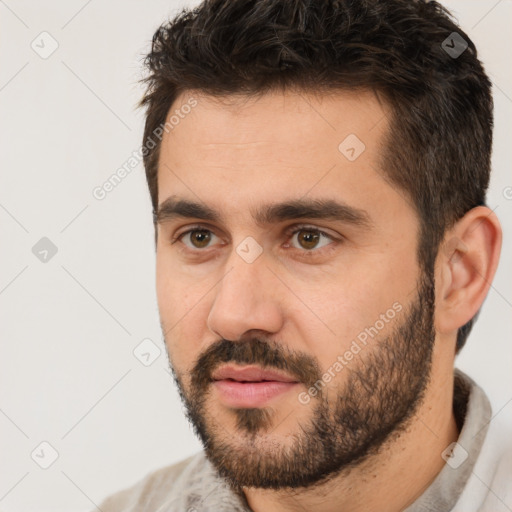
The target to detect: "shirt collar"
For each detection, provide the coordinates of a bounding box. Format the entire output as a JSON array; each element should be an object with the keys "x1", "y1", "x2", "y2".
[{"x1": 403, "y1": 368, "x2": 492, "y2": 511}]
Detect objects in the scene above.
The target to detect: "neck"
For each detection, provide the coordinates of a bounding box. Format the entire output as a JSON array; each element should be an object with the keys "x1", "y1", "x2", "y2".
[{"x1": 242, "y1": 361, "x2": 459, "y2": 512}]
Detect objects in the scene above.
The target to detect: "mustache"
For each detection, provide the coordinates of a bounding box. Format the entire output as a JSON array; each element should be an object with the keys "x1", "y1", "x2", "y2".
[{"x1": 189, "y1": 337, "x2": 322, "y2": 392}]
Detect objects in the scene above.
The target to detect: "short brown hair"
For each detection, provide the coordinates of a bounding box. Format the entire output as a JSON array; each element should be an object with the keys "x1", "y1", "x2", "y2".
[{"x1": 140, "y1": 0, "x2": 493, "y2": 353}]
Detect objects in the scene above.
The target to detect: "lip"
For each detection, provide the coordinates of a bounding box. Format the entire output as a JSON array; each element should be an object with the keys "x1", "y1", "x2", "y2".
[
  {"x1": 211, "y1": 365, "x2": 299, "y2": 383},
  {"x1": 212, "y1": 380, "x2": 299, "y2": 408},
  {"x1": 211, "y1": 365, "x2": 300, "y2": 408}
]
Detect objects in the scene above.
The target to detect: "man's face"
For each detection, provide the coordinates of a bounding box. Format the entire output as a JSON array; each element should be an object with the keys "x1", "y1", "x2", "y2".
[{"x1": 155, "y1": 90, "x2": 436, "y2": 489}]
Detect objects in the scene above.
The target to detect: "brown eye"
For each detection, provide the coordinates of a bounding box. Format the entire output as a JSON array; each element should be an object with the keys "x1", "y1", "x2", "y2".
[
  {"x1": 189, "y1": 229, "x2": 211, "y2": 248},
  {"x1": 184, "y1": 229, "x2": 214, "y2": 249},
  {"x1": 289, "y1": 227, "x2": 333, "y2": 251},
  {"x1": 297, "y1": 230, "x2": 321, "y2": 250}
]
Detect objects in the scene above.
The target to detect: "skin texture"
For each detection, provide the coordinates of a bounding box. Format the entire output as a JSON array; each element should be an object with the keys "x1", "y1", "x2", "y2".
[{"x1": 154, "y1": 89, "x2": 501, "y2": 512}]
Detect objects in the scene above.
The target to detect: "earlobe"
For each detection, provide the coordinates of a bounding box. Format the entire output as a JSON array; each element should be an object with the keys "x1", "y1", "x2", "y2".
[{"x1": 435, "y1": 206, "x2": 502, "y2": 335}]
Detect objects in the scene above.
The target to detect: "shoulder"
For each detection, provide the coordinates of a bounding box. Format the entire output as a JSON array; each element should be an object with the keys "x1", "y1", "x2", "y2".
[
  {"x1": 453, "y1": 377, "x2": 512, "y2": 512},
  {"x1": 474, "y1": 417, "x2": 512, "y2": 511},
  {"x1": 95, "y1": 451, "x2": 207, "y2": 512}
]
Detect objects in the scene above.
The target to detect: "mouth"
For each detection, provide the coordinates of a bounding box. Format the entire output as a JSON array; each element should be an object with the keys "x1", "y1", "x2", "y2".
[
  {"x1": 211, "y1": 365, "x2": 300, "y2": 408},
  {"x1": 211, "y1": 365, "x2": 299, "y2": 383}
]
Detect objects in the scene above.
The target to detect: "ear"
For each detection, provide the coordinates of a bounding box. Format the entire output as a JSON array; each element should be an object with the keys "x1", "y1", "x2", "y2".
[{"x1": 435, "y1": 206, "x2": 502, "y2": 336}]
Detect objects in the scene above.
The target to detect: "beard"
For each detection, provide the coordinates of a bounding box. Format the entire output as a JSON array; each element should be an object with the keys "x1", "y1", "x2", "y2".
[{"x1": 164, "y1": 269, "x2": 436, "y2": 491}]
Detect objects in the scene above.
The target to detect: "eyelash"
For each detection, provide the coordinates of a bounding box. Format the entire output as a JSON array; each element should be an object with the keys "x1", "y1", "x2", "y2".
[{"x1": 170, "y1": 224, "x2": 340, "y2": 257}]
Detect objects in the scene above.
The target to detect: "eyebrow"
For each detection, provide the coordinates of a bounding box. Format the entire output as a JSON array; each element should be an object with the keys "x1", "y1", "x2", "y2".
[{"x1": 154, "y1": 196, "x2": 372, "y2": 229}]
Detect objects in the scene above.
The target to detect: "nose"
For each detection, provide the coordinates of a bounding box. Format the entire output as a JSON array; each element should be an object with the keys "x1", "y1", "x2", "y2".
[{"x1": 207, "y1": 248, "x2": 284, "y2": 342}]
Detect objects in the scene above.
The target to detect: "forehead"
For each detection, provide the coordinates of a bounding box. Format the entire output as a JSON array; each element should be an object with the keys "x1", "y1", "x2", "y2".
[
  {"x1": 156, "y1": 89, "x2": 406, "y2": 225},
  {"x1": 160, "y1": 88, "x2": 388, "y2": 159}
]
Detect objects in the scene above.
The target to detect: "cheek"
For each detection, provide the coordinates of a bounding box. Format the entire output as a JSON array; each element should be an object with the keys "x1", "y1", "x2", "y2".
[
  {"x1": 156, "y1": 249, "x2": 194, "y2": 318},
  {"x1": 156, "y1": 259, "x2": 213, "y2": 372},
  {"x1": 292, "y1": 264, "x2": 412, "y2": 365}
]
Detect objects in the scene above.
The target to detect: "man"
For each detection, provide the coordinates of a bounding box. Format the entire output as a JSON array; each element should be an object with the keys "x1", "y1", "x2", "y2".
[{"x1": 97, "y1": 0, "x2": 510, "y2": 510}]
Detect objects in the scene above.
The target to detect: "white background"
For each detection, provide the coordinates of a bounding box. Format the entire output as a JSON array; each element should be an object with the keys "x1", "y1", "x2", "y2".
[{"x1": 0, "y1": 1, "x2": 510, "y2": 510}]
